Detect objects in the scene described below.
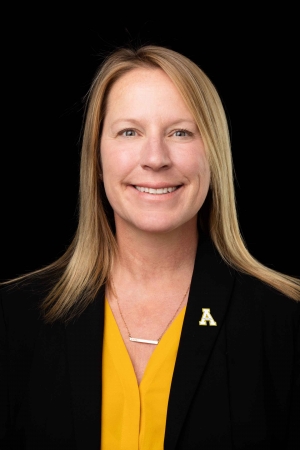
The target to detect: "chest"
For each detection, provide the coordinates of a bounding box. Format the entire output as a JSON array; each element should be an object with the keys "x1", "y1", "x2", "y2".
[{"x1": 107, "y1": 298, "x2": 186, "y2": 383}]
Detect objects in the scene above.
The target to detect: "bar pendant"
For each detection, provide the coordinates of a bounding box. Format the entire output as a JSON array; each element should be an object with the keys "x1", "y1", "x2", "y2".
[{"x1": 130, "y1": 337, "x2": 159, "y2": 345}]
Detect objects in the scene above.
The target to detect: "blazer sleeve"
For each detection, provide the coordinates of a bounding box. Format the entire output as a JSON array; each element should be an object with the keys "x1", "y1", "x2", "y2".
[
  {"x1": 0, "y1": 284, "x2": 41, "y2": 449},
  {"x1": 0, "y1": 288, "x2": 10, "y2": 448},
  {"x1": 287, "y1": 305, "x2": 300, "y2": 448}
]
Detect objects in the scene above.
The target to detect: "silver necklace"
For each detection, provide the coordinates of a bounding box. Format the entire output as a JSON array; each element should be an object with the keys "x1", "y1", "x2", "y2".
[{"x1": 111, "y1": 279, "x2": 190, "y2": 345}]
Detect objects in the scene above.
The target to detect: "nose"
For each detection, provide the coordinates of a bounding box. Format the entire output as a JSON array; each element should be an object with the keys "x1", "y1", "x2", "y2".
[{"x1": 140, "y1": 136, "x2": 172, "y2": 171}]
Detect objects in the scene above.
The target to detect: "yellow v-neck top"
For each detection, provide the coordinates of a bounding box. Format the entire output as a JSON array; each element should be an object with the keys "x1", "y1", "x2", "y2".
[{"x1": 101, "y1": 298, "x2": 186, "y2": 450}]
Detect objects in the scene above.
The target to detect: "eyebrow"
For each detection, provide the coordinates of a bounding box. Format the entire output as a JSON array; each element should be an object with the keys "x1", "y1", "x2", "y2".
[{"x1": 110, "y1": 118, "x2": 197, "y2": 127}]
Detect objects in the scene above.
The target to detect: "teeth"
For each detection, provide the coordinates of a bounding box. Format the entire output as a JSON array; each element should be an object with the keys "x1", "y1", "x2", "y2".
[{"x1": 135, "y1": 186, "x2": 177, "y2": 194}]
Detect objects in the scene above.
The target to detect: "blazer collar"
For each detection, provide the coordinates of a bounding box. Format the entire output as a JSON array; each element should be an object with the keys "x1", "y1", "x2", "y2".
[{"x1": 164, "y1": 233, "x2": 236, "y2": 449}]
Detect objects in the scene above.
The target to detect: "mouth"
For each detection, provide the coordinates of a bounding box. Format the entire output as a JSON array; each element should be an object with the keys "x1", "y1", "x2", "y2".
[{"x1": 134, "y1": 186, "x2": 180, "y2": 195}]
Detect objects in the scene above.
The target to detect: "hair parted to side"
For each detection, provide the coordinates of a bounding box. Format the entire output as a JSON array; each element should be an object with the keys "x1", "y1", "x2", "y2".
[{"x1": 3, "y1": 45, "x2": 299, "y2": 321}]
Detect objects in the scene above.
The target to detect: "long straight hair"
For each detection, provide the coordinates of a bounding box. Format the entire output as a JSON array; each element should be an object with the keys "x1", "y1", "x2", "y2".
[{"x1": 3, "y1": 45, "x2": 299, "y2": 321}]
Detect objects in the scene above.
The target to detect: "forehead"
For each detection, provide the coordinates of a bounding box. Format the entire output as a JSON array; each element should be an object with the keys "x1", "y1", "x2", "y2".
[
  {"x1": 105, "y1": 67, "x2": 195, "y2": 121},
  {"x1": 110, "y1": 67, "x2": 174, "y2": 91}
]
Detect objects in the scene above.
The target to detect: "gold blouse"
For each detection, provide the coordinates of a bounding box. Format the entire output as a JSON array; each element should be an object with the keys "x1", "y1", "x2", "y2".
[{"x1": 101, "y1": 298, "x2": 186, "y2": 449}]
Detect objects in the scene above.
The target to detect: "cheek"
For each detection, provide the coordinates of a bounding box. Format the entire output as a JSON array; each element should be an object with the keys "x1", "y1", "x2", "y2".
[
  {"x1": 100, "y1": 146, "x2": 115, "y2": 201},
  {"x1": 100, "y1": 143, "x2": 112, "y2": 173},
  {"x1": 193, "y1": 159, "x2": 211, "y2": 204},
  {"x1": 201, "y1": 161, "x2": 211, "y2": 182},
  {"x1": 101, "y1": 148, "x2": 120, "y2": 187},
  {"x1": 101, "y1": 147, "x2": 132, "y2": 205},
  {"x1": 201, "y1": 164, "x2": 211, "y2": 193},
  {"x1": 182, "y1": 142, "x2": 209, "y2": 175},
  {"x1": 189, "y1": 153, "x2": 210, "y2": 183},
  {"x1": 101, "y1": 143, "x2": 137, "y2": 178}
]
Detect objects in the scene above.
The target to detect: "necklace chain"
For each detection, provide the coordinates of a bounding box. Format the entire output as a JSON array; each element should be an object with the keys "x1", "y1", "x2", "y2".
[{"x1": 111, "y1": 279, "x2": 190, "y2": 345}]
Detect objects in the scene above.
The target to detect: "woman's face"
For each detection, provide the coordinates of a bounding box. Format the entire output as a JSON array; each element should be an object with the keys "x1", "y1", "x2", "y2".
[{"x1": 100, "y1": 67, "x2": 210, "y2": 235}]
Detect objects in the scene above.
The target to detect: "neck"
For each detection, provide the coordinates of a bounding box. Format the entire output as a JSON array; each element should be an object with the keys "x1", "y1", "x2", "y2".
[{"x1": 113, "y1": 218, "x2": 198, "y2": 282}]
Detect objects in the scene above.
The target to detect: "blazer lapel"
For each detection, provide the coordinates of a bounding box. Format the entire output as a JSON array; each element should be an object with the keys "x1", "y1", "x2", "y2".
[
  {"x1": 65, "y1": 287, "x2": 105, "y2": 450},
  {"x1": 164, "y1": 234, "x2": 235, "y2": 449}
]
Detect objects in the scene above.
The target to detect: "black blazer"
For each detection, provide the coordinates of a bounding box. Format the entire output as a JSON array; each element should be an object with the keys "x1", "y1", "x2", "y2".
[{"x1": 1, "y1": 235, "x2": 299, "y2": 449}]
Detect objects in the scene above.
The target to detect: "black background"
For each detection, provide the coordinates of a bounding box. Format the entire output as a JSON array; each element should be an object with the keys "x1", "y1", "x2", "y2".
[{"x1": 1, "y1": 11, "x2": 299, "y2": 281}]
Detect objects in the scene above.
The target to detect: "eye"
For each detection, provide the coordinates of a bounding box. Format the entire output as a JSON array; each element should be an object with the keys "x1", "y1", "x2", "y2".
[
  {"x1": 120, "y1": 129, "x2": 137, "y2": 137},
  {"x1": 173, "y1": 129, "x2": 193, "y2": 137}
]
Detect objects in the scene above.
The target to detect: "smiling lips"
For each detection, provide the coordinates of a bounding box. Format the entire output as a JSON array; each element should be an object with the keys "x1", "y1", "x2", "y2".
[{"x1": 134, "y1": 186, "x2": 179, "y2": 195}]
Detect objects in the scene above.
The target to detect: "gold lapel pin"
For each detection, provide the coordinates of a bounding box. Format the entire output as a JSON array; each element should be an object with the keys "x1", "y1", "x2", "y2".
[{"x1": 199, "y1": 308, "x2": 217, "y2": 326}]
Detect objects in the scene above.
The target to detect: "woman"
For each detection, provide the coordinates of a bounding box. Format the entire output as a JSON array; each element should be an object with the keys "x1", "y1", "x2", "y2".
[{"x1": 1, "y1": 45, "x2": 299, "y2": 449}]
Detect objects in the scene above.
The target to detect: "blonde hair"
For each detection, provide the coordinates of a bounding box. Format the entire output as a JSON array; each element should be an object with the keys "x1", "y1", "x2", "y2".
[{"x1": 4, "y1": 45, "x2": 299, "y2": 321}]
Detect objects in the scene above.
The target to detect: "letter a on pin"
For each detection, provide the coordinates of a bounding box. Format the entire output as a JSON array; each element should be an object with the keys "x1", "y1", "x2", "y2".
[{"x1": 199, "y1": 308, "x2": 217, "y2": 326}]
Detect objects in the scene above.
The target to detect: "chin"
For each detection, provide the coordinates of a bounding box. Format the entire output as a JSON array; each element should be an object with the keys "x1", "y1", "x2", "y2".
[
  {"x1": 132, "y1": 216, "x2": 196, "y2": 235},
  {"x1": 114, "y1": 211, "x2": 198, "y2": 235}
]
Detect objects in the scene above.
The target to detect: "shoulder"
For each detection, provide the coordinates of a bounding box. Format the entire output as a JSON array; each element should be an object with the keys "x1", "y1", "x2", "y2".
[
  {"x1": 234, "y1": 271, "x2": 299, "y2": 310},
  {"x1": 195, "y1": 233, "x2": 299, "y2": 324},
  {"x1": 228, "y1": 271, "x2": 299, "y2": 336},
  {"x1": 0, "y1": 278, "x2": 51, "y2": 346},
  {"x1": 1, "y1": 277, "x2": 49, "y2": 318}
]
